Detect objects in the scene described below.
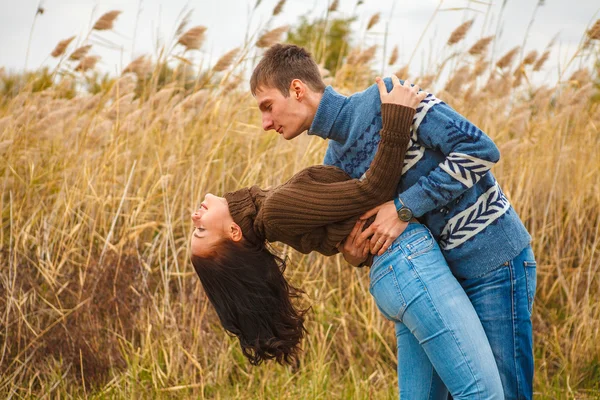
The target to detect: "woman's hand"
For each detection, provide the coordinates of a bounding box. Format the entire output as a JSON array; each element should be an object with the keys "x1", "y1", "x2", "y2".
[
  {"x1": 376, "y1": 75, "x2": 427, "y2": 109},
  {"x1": 337, "y1": 219, "x2": 370, "y2": 266}
]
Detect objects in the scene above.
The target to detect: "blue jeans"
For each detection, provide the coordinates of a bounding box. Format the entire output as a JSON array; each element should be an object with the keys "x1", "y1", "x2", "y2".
[
  {"x1": 369, "y1": 222, "x2": 504, "y2": 399},
  {"x1": 457, "y1": 245, "x2": 537, "y2": 400}
]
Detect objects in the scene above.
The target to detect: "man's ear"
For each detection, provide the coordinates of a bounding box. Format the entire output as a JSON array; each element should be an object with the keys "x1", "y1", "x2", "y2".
[
  {"x1": 230, "y1": 223, "x2": 243, "y2": 242},
  {"x1": 289, "y1": 79, "x2": 306, "y2": 100}
]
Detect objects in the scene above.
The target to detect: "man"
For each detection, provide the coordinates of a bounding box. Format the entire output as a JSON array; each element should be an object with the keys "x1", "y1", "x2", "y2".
[{"x1": 251, "y1": 44, "x2": 536, "y2": 400}]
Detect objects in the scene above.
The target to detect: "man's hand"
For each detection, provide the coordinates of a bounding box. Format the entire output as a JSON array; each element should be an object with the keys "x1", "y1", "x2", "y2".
[
  {"x1": 357, "y1": 200, "x2": 408, "y2": 256},
  {"x1": 337, "y1": 219, "x2": 370, "y2": 266}
]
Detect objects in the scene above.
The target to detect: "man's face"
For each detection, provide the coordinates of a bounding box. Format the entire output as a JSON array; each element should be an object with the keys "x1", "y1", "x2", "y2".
[{"x1": 254, "y1": 85, "x2": 308, "y2": 140}]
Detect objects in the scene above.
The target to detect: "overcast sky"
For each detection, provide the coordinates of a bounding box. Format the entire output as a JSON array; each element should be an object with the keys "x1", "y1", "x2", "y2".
[{"x1": 0, "y1": 0, "x2": 598, "y2": 85}]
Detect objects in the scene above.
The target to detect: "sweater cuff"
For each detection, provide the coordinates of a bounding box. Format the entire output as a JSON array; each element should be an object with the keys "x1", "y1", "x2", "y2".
[
  {"x1": 381, "y1": 103, "x2": 415, "y2": 135},
  {"x1": 224, "y1": 188, "x2": 256, "y2": 219}
]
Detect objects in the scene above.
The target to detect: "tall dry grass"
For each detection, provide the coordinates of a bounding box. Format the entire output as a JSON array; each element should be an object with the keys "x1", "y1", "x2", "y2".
[{"x1": 0, "y1": 5, "x2": 599, "y2": 399}]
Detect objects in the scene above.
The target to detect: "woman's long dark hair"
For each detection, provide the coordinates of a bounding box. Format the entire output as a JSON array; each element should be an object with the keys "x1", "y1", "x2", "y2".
[{"x1": 191, "y1": 239, "x2": 308, "y2": 366}]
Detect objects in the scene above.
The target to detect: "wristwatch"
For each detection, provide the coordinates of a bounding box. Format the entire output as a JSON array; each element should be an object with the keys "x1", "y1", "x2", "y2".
[{"x1": 394, "y1": 197, "x2": 413, "y2": 222}]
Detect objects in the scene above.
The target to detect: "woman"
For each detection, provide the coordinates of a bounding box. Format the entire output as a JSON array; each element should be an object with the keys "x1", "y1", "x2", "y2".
[{"x1": 190, "y1": 76, "x2": 503, "y2": 399}]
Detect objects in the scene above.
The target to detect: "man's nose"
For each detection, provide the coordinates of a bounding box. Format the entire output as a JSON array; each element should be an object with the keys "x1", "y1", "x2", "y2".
[{"x1": 262, "y1": 115, "x2": 273, "y2": 131}]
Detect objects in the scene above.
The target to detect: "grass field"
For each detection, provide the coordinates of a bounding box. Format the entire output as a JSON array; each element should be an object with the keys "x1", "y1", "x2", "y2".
[{"x1": 1, "y1": 5, "x2": 600, "y2": 399}]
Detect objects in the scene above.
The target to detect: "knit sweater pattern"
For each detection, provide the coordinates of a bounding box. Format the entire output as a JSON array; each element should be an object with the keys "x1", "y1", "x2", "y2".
[
  {"x1": 309, "y1": 80, "x2": 531, "y2": 279},
  {"x1": 224, "y1": 104, "x2": 415, "y2": 258}
]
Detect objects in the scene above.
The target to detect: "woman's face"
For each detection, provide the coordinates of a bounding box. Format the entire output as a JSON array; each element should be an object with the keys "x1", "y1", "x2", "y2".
[{"x1": 190, "y1": 193, "x2": 236, "y2": 256}]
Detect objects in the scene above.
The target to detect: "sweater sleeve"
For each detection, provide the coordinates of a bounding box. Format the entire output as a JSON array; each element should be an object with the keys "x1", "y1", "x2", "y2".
[{"x1": 263, "y1": 104, "x2": 414, "y2": 238}]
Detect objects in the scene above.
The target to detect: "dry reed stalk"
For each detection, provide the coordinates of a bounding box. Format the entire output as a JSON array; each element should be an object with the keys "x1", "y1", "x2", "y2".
[
  {"x1": 123, "y1": 55, "x2": 153, "y2": 77},
  {"x1": 69, "y1": 45, "x2": 92, "y2": 61},
  {"x1": 92, "y1": 10, "x2": 122, "y2": 31},
  {"x1": 272, "y1": 0, "x2": 286, "y2": 16},
  {"x1": 75, "y1": 56, "x2": 100, "y2": 72},
  {"x1": 468, "y1": 36, "x2": 494, "y2": 56},
  {"x1": 496, "y1": 46, "x2": 520, "y2": 69},
  {"x1": 447, "y1": 19, "x2": 474, "y2": 46},
  {"x1": 256, "y1": 26, "x2": 289, "y2": 48},
  {"x1": 533, "y1": 50, "x2": 549, "y2": 72},
  {"x1": 212, "y1": 48, "x2": 240, "y2": 72},
  {"x1": 51, "y1": 36, "x2": 76, "y2": 58},
  {"x1": 388, "y1": 45, "x2": 398, "y2": 66},
  {"x1": 522, "y1": 50, "x2": 538, "y2": 65},
  {"x1": 177, "y1": 26, "x2": 207, "y2": 51},
  {"x1": 367, "y1": 13, "x2": 380, "y2": 31},
  {"x1": 328, "y1": 0, "x2": 339, "y2": 12}
]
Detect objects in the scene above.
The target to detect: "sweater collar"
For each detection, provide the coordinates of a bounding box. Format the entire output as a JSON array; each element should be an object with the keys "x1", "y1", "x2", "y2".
[{"x1": 308, "y1": 86, "x2": 347, "y2": 141}]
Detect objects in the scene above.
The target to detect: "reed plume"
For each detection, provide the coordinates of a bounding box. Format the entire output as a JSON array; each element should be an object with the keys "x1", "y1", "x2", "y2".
[
  {"x1": 212, "y1": 48, "x2": 240, "y2": 72},
  {"x1": 51, "y1": 36, "x2": 76, "y2": 58},
  {"x1": 367, "y1": 13, "x2": 380, "y2": 31},
  {"x1": 394, "y1": 65, "x2": 409, "y2": 80},
  {"x1": 533, "y1": 50, "x2": 549, "y2": 71},
  {"x1": 388, "y1": 45, "x2": 398, "y2": 66},
  {"x1": 523, "y1": 50, "x2": 538, "y2": 65},
  {"x1": 357, "y1": 45, "x2": 377, "y2": 64},
  {"x1": 69, "y1": 45, "x2": 92, "y2": 61},
  {"x1": 75, "y1": 55, "x2": 100, "y2": 72},
  {"x1": 328, "y1": 0, "x2": 339, "y2": 12},
  {"x1": 586, "y1": 19, "x2": 600, "y2": 41},
  {"x1": 92, "y1": 10, "x2": 121, "y2": 30},
  {"x1": 468, "y1": 36, "x2": 494, "y2": 56},
  {"x1": 256, "y1": 26, "x2": 289, "y2": 48},
  {"x1": 272, "y1": 0, "x2": 286, "y2": 16},
  {"x1": 448, "y1": 19, "x2": 474, "y2": 46},
  {"x1": 123, "y1": 55, "x2": 153, "y2": 77},
  {"x1": 177, "y1": 26, "x2": 207, "y2": 50},
  {"x1": 496, "y1": 46, "x2": 520, "y2": 69}
]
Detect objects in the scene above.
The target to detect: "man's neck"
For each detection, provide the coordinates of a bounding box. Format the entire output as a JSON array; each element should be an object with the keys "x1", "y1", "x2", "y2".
[{"x1": 304, "y1": 90, "x2": 324, "y2": 128}]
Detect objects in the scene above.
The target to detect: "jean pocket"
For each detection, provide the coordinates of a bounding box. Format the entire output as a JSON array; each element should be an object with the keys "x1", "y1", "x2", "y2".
[
  {"x1": 369, "y1": 265, "x2": 406, "y2": 321},
  {"x1": 523, "y1": 260, "x2": 537, "y2": 315},
  {"x1": 404, "y1": 230, "x2": 434, "y2": 259}
]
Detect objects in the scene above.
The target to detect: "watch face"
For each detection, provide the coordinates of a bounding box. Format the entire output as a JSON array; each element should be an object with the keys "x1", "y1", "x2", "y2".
[{"x1": 398, "y1": 207, "x2": 413, "y2": 222}]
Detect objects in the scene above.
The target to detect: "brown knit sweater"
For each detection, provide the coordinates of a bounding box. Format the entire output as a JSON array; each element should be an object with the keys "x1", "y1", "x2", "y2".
[{"x1": 224, "y1": 103, "x2": 414, "y2": 259}]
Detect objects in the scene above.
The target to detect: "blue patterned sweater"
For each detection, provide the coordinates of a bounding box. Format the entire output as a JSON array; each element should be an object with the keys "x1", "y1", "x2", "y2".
[{"x1": 308, "y1": 80, "x2": 531, "y2": 279}]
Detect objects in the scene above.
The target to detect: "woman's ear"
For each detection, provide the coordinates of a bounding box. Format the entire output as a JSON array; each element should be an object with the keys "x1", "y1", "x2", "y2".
[{"x1": 229, "y1": 223, "x2": 243, "y2": 242}]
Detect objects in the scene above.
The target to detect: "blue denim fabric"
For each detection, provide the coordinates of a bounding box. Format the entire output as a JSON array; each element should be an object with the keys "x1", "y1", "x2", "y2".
[
  {"x1": 457, "y1": 245, "x2": 537, "y2": 400},
  {"x1": 369, "y1": 223, "x2": 504, "y2": 399}
]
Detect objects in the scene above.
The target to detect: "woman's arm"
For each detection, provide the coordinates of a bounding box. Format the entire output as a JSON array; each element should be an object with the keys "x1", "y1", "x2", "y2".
[{"x1": 263, "y1": 77, "x2": 425, "y2": 237}]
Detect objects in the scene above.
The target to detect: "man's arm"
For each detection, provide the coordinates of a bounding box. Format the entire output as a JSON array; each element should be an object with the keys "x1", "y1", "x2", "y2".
[
  {"x1": 396, "y1": 92, "x2": 500, "y2": 217},
  {"x1": 356, "y1": 82, "x2": 500, "y2": 254}
]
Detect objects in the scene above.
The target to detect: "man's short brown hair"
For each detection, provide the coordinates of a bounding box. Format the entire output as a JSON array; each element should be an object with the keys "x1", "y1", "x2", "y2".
[{"x1": 250, "y1": 44, "x2": 326, "y2": 97}]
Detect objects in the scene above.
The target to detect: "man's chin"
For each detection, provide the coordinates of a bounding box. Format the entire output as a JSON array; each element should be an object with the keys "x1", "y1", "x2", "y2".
[{"x1": 282, "y1": 130, "x2": 304, "y2": 140}]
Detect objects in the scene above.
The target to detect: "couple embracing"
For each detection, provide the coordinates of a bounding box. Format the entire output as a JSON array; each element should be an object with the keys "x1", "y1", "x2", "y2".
[{"x1": 190, "y1": 44, "x2": 536, "y2": 400}]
